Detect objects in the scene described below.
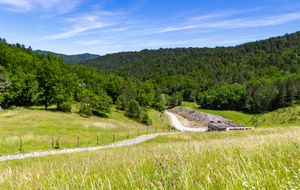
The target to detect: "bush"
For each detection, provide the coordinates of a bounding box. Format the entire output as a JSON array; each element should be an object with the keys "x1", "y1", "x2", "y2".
[
  {"x1": 83, "y1": 105, "x2": 93, "y2": 117},
  {"x1": 142, "y1": 113, "x2": 152, "y2": 125},
  {"x1": 61, "y1": 103, "x2": 72, "y2": 112},
  {"x1": 8, "y1": 105, "x2": 17, "y2": 110},
  {"x1": 125, "y1": 99, "x2": 140, "y2": 119}
]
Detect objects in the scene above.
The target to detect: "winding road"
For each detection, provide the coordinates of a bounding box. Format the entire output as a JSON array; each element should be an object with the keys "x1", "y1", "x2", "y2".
[{"x1": 165, "y1": 111, "x2": 207, "y2": 132}]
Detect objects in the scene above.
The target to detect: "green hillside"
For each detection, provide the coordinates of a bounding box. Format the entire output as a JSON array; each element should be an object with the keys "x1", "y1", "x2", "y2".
[
  {"x1": 182, "y1": 101, "x2": 300, "y2": 127},
  {"x1": 80, "y1": 31, "x2": 300, "y2": 113},
  {"x1": 35, "y1": 50, "x2": 99, "y2": 64}
]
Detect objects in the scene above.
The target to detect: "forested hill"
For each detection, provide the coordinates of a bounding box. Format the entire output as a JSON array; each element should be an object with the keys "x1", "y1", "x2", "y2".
[
  {"x1": 79, "y1": 48, "x2": 205, "y2": 70},
  {"x1": 79, "y1": 31, "x2": 300, "y2": 113},
  {"x1": 80, "y1": 32, "x2": 300, "y2": 79},
  {"x1": 2, "y1": 31, "x2": 300, "y2": 115},
  {"x1": 35, "y1": 50, "x2": 99, "y2": 65}
]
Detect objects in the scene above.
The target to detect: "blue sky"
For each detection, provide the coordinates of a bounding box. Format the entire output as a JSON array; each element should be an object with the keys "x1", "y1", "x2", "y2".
[{"x1": 0, "y1": 0, "x2": 300, "y2": 55}]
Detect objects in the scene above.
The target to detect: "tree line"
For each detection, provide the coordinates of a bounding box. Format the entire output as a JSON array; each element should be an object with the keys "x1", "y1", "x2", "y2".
[
  {"x1": 80, "y1": 31, "x2": 300, "y2": 113},
  {"x1": 0, "y1": 38, "x2": 179, "y2": 124},
  {"x1": 2, "y1": 31, "x2": 300, "y2": 116}
]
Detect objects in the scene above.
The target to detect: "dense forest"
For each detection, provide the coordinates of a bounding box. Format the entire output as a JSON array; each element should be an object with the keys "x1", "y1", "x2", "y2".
[
  {"x1": 35, "y1": 50, "x2": 99, "y2": 65},
  {"x1": 1, "y1": 31, "x2": 300, "y2": 118},
  {"x1": 80, "y1": 31, "x2": 300, "y2": 113}
]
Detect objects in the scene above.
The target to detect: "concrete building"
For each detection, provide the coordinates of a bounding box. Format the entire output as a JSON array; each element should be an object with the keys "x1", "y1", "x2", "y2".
[{"x1": 208, "y1": 121, "x2": 254, "y2": 131}]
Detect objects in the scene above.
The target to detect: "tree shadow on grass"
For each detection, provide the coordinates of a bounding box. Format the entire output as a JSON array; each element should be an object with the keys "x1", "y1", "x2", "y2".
[
  {"x1": 92, "y1": 111, "x2": 109, "y2": 118},
  {"x1": 26, "y1": 107, "x2": 59, "y2": 112}
]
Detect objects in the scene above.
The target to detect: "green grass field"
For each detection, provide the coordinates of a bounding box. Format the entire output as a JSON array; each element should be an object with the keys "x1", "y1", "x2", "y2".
[
  {"x1": 181, "y1": 101, "x2": 300, "y2": 127},
  {"x1": 0, "y1": 105, "x2": 173, "y2": 155},
  {"x1": 1, "y1": 127, "x2": 300, "y2": 189}
]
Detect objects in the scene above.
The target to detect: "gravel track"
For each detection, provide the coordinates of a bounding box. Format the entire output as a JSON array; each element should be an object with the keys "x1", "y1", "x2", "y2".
[
  {"x1": 0, "y1": 112, "x2": 198, "y2": 162},
  {"x1": 0, "y1": 133, "x2": 177, "y2": 162},
  {"x1": 165, "y1": 111, "x2": 207, "y2": 132}
]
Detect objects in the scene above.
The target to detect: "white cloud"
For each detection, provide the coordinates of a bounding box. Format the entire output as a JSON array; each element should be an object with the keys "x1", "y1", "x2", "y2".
[
  {"x1": 75, "y1": 40, "x2": 103, "y2": 46},
  {"x1": 153, "y1": 11, "x2": 300, "y2": 34},
  {"x1": 0, "y1": 0, "x2": 82, "y2": 14},
  {"x1": 45, "y1": 22, "x2": 110, "y2": 40},
  {"x1": 203, "y1": 12, "x2": 300, "y2": 28}
]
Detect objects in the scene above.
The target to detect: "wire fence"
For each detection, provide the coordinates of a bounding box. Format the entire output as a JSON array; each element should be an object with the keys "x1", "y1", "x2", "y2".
[{"x1": 0, "y1": 126, "x2": 180, "y2": 155}]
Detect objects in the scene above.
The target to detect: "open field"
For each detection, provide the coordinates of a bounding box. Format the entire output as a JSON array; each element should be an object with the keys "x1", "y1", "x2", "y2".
[
  {"x1": 1, "y1": 127, "x2": 300, "y2": 189},
  {"x1": 0, "y1": 106, "x2": 173, "y2": 156},
  {"x1": 181, "y1": 102, "x2": 300, "y2": 127}
]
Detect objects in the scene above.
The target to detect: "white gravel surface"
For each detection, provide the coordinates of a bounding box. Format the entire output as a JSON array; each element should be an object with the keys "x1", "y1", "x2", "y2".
[{"x1": 165, "y1": 111, "x2": 207, "y2": 132}]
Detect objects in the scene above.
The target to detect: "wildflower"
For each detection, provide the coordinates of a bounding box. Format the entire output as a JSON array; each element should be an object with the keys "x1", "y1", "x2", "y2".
[
  {"x1": 195, "y1": 178, "x2": 199, "y2": 181},
  {"x1": 172, "y1": 182, "x2": 174, "y2": 186},
  {"x1": 174, "y1": 162, "x2": 176, "y2": 165},
  {"x1": 161, "y1": 165, "x2": 164, "y2": 169}
]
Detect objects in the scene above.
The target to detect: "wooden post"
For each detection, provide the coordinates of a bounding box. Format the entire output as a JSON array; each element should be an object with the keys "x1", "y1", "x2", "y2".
[
  {"x1": 52, "y1": 138, "x2": 54, "y2": 148},
  {"x1": 113, "y1": 134, "x2": 115, "y2": 142},
  {"x1": 77, "y1": 137, "x2": 79, "y2": 147},
  {"x1": 20, "y1": 139, "x2": 22, "y2": 151},
  {"x1": 97, "y1": 136, "x2": 99, "y2": 145}
]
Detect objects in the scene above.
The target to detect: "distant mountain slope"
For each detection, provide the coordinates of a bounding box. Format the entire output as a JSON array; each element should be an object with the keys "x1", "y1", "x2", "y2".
[
  {"x1": 78, "y1": 47, "x2": 205, "y2": 70},
  {"x1": 35, "y1": 50, "x2": 99, "y2": 65},
  {"x1": 79, "y1": 31, "x2": 300, "y2": 80}
]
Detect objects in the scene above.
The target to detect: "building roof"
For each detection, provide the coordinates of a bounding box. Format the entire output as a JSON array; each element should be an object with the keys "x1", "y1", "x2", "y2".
[{"x1": 209, "y1": 122, "x2": 232, "y2": 129}]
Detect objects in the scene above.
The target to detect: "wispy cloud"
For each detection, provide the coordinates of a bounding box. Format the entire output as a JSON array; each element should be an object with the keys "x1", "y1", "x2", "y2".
[
  {"x1": 153, "y1": 11, "x2": 300, "y2": 34},
  {"x1": 0, "y1": 0, "x2": 82, "y2": 14},
  {"x1": 75, "y1": 40, "x2": 103, "y2": 46},
  {"x1": 202, "y1": 12, "x2": 300, "y2": 28}
]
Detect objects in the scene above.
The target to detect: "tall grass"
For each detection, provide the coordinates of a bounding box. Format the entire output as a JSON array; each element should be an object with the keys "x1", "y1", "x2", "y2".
[
  {"x1": 1, "y1": 127, "x2": 300, "y2": 189},
  {"x1": 0, "y1": 106, "x2": 171, "y2": 155}
]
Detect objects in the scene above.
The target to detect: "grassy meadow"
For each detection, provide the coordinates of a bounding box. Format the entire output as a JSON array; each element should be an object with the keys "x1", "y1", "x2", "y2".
[
  {"x1": 0, "y1": 105, "x2": 172, "y2": 155},
  {"x1": 181, "y1": 101, "x2": 300, "y2": 127},
  {"x1": 1, "y1": 127, "x2": 300, "y2": 189}
]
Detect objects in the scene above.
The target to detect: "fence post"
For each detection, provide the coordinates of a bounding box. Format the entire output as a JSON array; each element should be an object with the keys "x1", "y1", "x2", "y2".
[
  {"x1": 20, "y1": 139, "x2": 22, "y2": 151},
  {"x1": 77, "y1": 137, "x2": 79, "y2": 147},
  {"x1": 113, "y1": 134, "x2": 115, "y2": 142},
  {"x1": 97, "y1": 136, "x2": 99, "y2": 145},
  {"x1": 52, "y1": 138, "x2": 54, "y2": 148}
]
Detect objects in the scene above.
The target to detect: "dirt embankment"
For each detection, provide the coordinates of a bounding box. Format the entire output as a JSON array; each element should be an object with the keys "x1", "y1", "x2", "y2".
[{"x1": 167, "y1": 107, "x2": 237, "y2": 127}]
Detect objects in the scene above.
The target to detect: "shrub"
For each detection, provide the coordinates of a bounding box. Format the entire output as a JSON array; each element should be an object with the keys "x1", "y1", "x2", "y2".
[
  {"x1": 8, "y1": 105, "x2": 17, "y2": 110},
  {"x1": 83, "y1": 105, "x2": 93, "y2": 117},
  {"x1": 61, "y1": 103, "x2": 72, "y2": 112},
  {"x1": 142, "y1": 113, "x2": 152, "y2": 125}
]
